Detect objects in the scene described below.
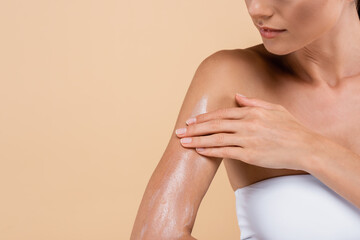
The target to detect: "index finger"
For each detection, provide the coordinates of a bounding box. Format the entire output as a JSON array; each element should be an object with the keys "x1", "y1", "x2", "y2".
[{"x1": 186, "y1": 107, "x2": 250, "y2": 125}]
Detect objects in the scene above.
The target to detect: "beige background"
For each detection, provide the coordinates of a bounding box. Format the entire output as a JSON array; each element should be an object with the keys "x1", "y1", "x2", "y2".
[{"x1": 0, "y1": 1, "x2": 260, "y2": 239}]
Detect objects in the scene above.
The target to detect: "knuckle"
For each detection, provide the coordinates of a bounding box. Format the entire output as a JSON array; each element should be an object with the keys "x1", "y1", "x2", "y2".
[
  {"x1": 244, "y1": 149, "x2": 255, "y2": 163},
  {"x1": 210, "y1": 119, "x2": 222, "y2": 129},
  {"x1": 253, "y1": 107, "x2": 265, "y2": 116},
  {"x1": 246, "y1": 121, "x2": 260, "y2": 133},
  {"x1": 249, "y1": 118, "x2": 261, "y2": 128},
  {"x1": 219, "y1": 108, "x2": 230, "y2": 118},
  {"x1": 249, "y1": 107, "x2": 258, "y2": 113},
  {"x1": 244, "y1": 136, "x2": 256, "y2": 147},
  {"x1": 248, "y1": 107, "x2": 260, "y2": 116},
  {"x1": 195, "y1": 135, "x2": 202, "y2": 144},
  {"x1": 195, "y1": 114, "x2": 203, "y2": 122},
  {"x1": 222, "y1": 147, "x2": 232, "y2": 158},
  {"x1": 215, "y1": 134, "x2": 225, "y2": 144}
]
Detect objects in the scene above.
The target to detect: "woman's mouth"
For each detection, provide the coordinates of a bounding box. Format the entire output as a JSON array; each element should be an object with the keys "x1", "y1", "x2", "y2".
[{"x1": 259, "y1": 27, "x2": 286, "y2": 39}]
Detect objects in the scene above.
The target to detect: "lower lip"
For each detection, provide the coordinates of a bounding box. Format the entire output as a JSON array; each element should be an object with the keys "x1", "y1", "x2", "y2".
[{"x1": 259, "y1": 28, "x2": 286, "y2": 39}]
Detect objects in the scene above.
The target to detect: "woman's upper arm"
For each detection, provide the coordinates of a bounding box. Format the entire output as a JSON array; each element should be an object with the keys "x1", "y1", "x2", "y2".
[{"x1": 131, "y1": 49, "x2": 250, "y2": 240}]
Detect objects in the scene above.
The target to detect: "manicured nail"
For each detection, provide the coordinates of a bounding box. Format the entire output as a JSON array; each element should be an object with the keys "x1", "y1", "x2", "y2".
[
  {"x1": 175, "y1": 128, "x2": 187, "y2": 135},
  {"x1": 236, "y1": 93, "x2": 247, "y2": 98},
  {"x1": 186, "y1": 117, "x2": 196, "y2": 125},
  {"x1": 196, "y1": 147, "x2": 205, "y2": 152},
  {"x1": 180, "y1": 137, "x2": 192, "y2": 143}
]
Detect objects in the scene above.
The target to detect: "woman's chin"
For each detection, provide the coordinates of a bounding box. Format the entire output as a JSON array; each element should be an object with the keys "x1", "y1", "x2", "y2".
[{"x1": 262, "y1": 42, "x2": 293, "y2": 56}]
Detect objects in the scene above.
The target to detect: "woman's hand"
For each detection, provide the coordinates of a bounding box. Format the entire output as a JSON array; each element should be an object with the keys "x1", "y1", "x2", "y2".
[{"x1": 175, "y1": 93, "x2": 323, "y2": 171}]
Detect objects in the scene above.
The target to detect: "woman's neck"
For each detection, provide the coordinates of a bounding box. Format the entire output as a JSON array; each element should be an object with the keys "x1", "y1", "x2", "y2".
[{"x1": 286, "y1": 6, "x2": 360, "y2": 89}]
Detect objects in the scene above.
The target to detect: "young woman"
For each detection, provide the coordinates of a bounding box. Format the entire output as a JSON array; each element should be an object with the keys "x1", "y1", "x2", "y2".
[{"x1": 131, "y1": 0, "x2": 360, "y2": 239}]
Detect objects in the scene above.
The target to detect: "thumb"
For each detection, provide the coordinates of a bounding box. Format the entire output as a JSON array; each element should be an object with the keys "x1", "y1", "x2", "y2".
[{"x1": 235, "y1": 93, "x2": 278, "y2": 110}]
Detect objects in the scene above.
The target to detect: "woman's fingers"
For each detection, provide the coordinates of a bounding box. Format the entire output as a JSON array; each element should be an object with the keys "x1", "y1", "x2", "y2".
[
  {"x1": 235, "y1": 94, "x2": 286, "y2": 111},
  {"x1": 179, "y1": 133, "x2": 248, "y2": 148},
  {"x1": 186, "y1": 107, "x2": 250, "y2": 126},
  {"x1": 176, "y1": 119, "x2": 245, "y2": 138},
  {"x1": 195, "y1": 145, "x2": 251, "y2": 162}
]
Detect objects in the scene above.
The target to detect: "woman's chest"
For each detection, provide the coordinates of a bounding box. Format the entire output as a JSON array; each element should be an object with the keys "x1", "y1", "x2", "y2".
[{"x1": 278, "y1": 81, "x2": 360, "y2": 155}]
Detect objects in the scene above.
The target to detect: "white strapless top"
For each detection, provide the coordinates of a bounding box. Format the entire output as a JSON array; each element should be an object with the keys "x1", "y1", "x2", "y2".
[{"x1": 234, "y1": 174, "x2": 360, "y2": 240}]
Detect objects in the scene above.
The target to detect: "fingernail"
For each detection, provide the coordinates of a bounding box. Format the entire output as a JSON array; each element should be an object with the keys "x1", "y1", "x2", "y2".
[
  {"x1": 196, "y1": 147, "x2": 205, "y2": 152},
  {"x1": 186, "y1": 117, "x2": 196, "y2": 125},
  {"x1": 175, "y1": 128, "x2": 187, "y2": 135},
  {"x1": 180, "y1": 137, "x2": 192, "y2": 143},
  {"x1": 236, "y1": 93, "x2": 247, "y2": 98}
]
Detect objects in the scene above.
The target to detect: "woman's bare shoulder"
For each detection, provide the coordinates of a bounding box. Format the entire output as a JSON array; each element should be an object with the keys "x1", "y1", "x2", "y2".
[
  {"x1": 203, "y1": 45, "x2": 267, "y2": 72},
  {"x1": 202, "y1": 45, "x2": 277, "y2": 96}
]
